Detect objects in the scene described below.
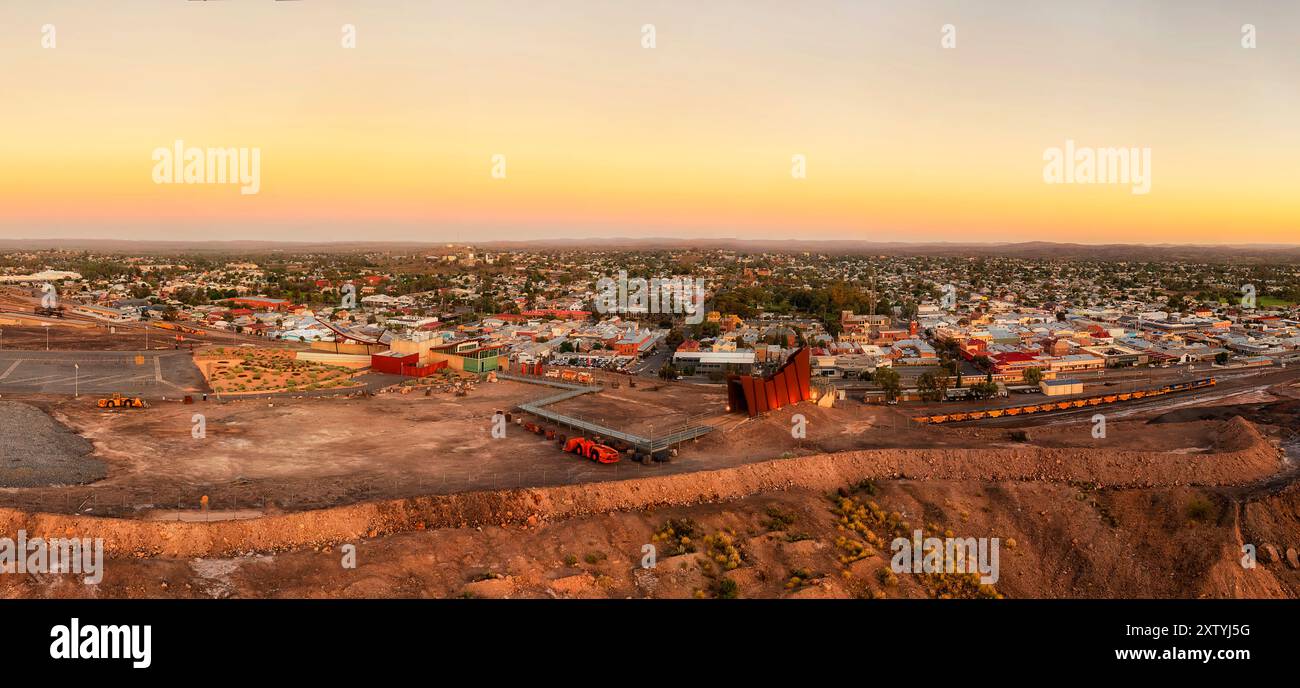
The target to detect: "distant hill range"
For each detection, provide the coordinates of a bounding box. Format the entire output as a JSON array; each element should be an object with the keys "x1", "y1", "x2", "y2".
[{"x1": 1, "y1": 238, "x2": 1298, "y2": 262}]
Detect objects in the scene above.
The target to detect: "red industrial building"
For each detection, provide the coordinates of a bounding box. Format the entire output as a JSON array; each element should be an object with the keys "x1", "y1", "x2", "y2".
[
  {"x1": 725, "y1": 347, "x2": 812, "y2": 417},
  {"x1": 370, "y1": 350, "x2": 447, "y2": 377},
  {"x1": 614, "y1": 331, "x2": 654, "y2": 356}
]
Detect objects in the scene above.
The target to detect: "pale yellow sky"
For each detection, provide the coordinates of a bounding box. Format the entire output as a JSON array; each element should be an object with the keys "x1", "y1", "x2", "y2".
[{"x1": 1, "y1": 0, "x2": 1297, "y2": 243}]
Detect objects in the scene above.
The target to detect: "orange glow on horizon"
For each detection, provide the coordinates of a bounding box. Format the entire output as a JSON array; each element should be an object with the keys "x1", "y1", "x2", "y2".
[{"x1": 1, "y1": 1, "x2": 1297, "y2": 244}]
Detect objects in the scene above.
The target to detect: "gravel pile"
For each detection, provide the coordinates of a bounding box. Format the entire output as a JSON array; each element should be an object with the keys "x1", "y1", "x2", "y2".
[{"x1": 0, "y1": 401, "x2": 104, "y2": 487}]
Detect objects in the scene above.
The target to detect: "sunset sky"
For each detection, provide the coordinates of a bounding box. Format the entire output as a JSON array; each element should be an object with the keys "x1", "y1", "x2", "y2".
[{"x1": 1, "y1": 0, "x2": 1297, "y2": 244}]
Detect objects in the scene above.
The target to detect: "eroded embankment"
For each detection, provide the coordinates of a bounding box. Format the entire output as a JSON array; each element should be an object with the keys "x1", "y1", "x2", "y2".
[{"x1": 0, "y1": 417, "x2": 1281, "y2": 559}]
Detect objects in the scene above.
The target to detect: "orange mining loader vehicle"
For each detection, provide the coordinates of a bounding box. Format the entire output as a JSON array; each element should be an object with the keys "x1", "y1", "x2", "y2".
[
  {"x1": 97, "y1": 393, "x2": 148, "y2": 410},
  {"x1": 562, "y1": 437, "x2": 620, "y2": 464}
]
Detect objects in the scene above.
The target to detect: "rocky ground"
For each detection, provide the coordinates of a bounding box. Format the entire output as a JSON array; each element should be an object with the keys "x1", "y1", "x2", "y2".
[
  {"x1": 7, "y1": 477, "x2": 1300, "y2": 600},
  {"x1": 0, "y1": 374, "x2": 1296, "y2": 599},
  {"x1": 0, "y1": 400, "x2": 100, "y2": 487}
]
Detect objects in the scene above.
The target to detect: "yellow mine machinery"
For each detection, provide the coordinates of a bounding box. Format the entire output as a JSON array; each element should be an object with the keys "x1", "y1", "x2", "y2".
[{"x1": 97, "y1": 393, "x2": 149, "y2": 410}]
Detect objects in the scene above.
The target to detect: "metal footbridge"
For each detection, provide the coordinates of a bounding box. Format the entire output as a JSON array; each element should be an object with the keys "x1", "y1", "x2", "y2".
[{"x1": 498, "y1": 372, "x2": 714, "y2": 454}]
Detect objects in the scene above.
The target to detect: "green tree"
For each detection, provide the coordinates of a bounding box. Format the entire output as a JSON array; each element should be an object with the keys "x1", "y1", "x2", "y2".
[
  {"x1": 969, "y1": 381, "x2": 1000, "y2": 400},
  {"x1": 916, "y1": 371, "x2": 949, "y2": 402},
  {"x1": 695, "y1": 322, "x2": 721, "y2": 339},
  {"x1": 872, "y1": 366, "x2": 901, "y2": 402}
]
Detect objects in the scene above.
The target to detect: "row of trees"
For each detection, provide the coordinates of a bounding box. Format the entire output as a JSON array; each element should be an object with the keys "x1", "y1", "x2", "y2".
[{"x1": 873, "y1": 365, "x2": 1041, "y2": 402}]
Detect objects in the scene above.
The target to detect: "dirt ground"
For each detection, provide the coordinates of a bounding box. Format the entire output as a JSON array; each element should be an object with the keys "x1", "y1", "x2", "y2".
[
  {"x1": 0, "y1": 288, "x2": 289, "y2": 351},
  {"x1": 4, "y1": 324, "x2": 159, "y2": 351},
  {"x1": 0, "y1": 322, "x2": 271, "y2": 352},
  {"x1": 9, "y1": 477, "x2": 1300, "y2": 599},
  {"x1": 0, "y1": 374, "x2": 1277, "y2": 517},
  {"x1": 0, "y1": 355, "x2": 1298, "y2": 599},
  {"x1": 194, "y1": 346, "x2": 360, "y2": 395}
]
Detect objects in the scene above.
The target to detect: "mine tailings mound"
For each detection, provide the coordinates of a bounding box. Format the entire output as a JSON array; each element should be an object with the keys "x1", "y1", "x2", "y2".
[
  {"x1": 0, "y1": 417, "x2": 1282, "y2": 559},
  {"x1": 0, "y1": 400, "x2": 101, "y2": 487}
]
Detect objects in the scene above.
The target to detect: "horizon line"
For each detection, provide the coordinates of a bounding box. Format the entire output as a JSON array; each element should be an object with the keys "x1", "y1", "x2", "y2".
[{"x1": 3, "y1": 237, "x2": 1300, "y2": 250}]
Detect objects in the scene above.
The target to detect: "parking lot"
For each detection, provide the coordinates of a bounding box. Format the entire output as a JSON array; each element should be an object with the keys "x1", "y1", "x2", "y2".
[{"x1": 0, "y1": 350, "x2": 209, "y2": 396}]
